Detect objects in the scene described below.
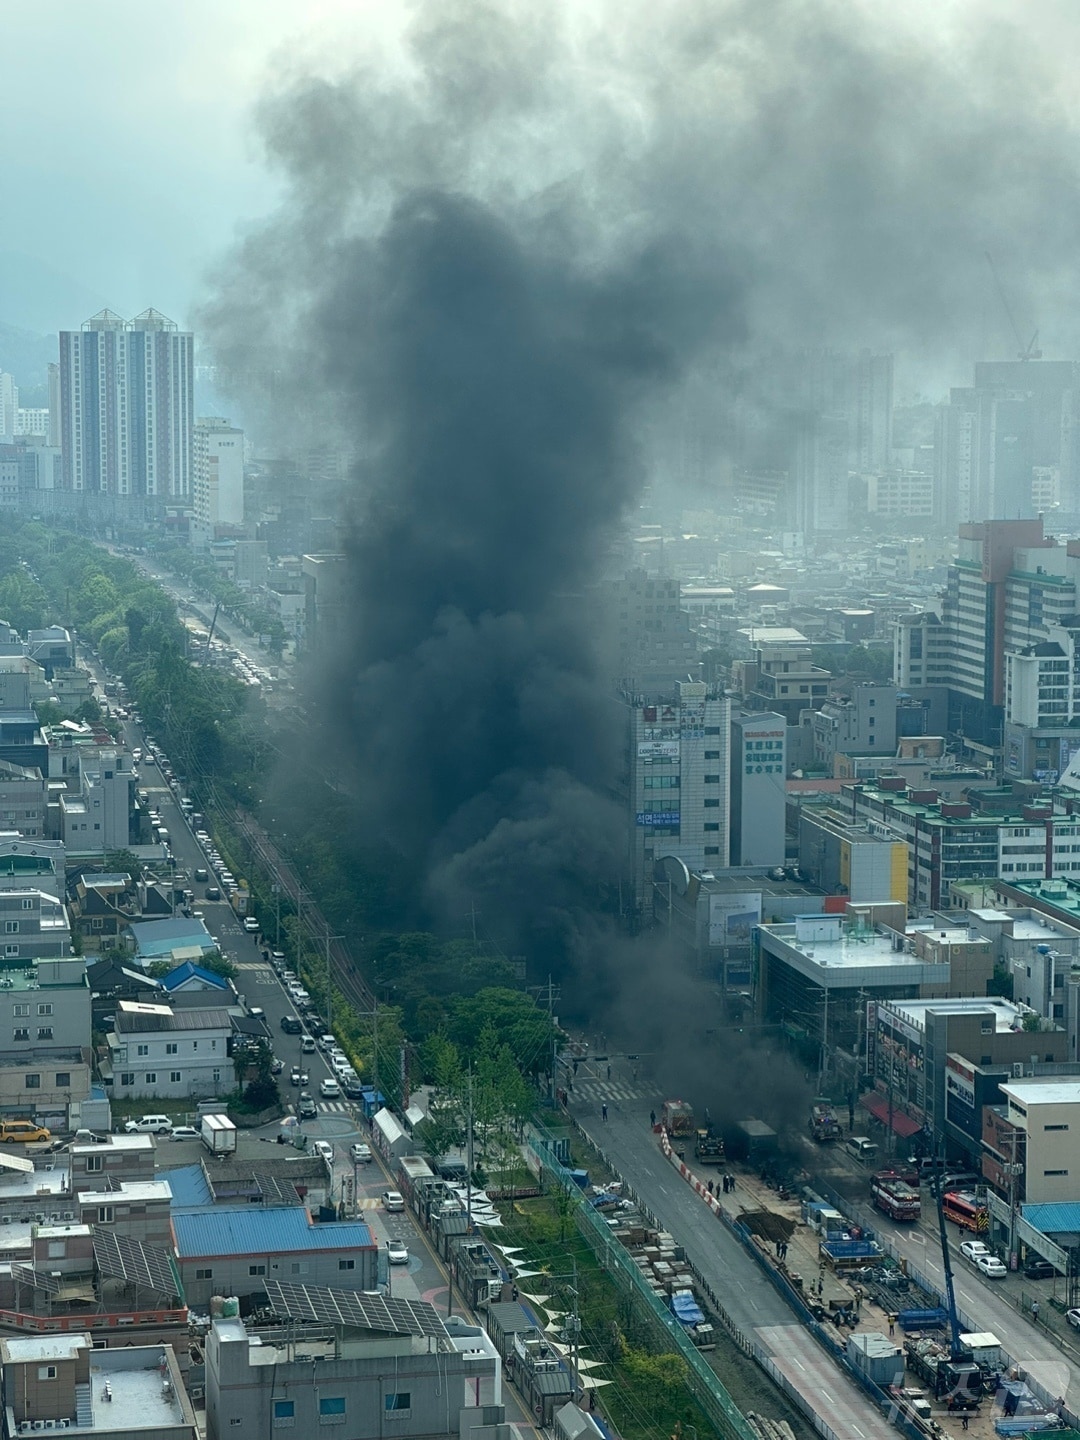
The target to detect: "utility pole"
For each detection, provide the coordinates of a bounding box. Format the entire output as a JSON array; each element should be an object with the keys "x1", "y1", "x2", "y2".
[
  {"x1": 466, "y1": 1068, "x2": 475, "y2": 1231},
  {"x1": 272, "y1": 884, "x2": 280, "y2": 948}
]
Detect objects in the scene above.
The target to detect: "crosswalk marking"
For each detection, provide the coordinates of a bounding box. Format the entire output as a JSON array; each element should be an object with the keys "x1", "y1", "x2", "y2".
[
  {"x1": 318, "y1": 1100, "x2": 353, "y2": 1114},
  {"x1": 574, "y1": 1080, "x2": 647, "y2": 1103}
]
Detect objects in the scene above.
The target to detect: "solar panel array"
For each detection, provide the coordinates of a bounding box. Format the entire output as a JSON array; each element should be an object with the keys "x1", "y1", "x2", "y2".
[
  {"x1": 93, "y1": 1229, "x2": 180, "y2": 1299},
  {"x1": 263, "y1": 1280, "x2": 445, "y2": 1338},
  {"x1": 11, "y1": 1263, "x2": 61, "y2": 1294}
]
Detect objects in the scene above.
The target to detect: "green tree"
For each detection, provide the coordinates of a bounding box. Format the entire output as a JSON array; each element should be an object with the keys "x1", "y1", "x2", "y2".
[
  {"x1": 414, "y1": 1034, "x2": 465, "y2": 1163},
  {"x1": 104, "y1": 850, "x2": 143, "y2": 884},
  {"x1": 202, "y1": 950, "x2": 237, "y2": 981}
]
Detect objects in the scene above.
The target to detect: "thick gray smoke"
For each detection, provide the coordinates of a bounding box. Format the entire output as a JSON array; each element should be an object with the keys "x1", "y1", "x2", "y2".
[{"x1": 203, "y1": 0, "x2": 1080, "y2": 975}]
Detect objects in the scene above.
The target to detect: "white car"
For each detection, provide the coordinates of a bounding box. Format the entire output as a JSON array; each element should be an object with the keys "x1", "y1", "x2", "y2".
[
  {"x1": 960, "y1": 1239, "x2": 990, "y2": 1262},
  {"x1": 350, "y1": 1142, "x2": 372, "y2": 1164},
  {"x1": 320, "y1": 1078, "x2": 341, "y2": 1099},
  {"x1": 311, "y1": 1139, "x2": 333, "y2": 1162},
  {"x1": 386, "y1": 1239, "x2": 409, "y2": 1265},
  {"x1": 243, "y1": 917, "x2": 259, "y2": 933},
  {"x1": 974, "y1": 1252, "x2": 1007, "y2": 1279},
  {"x1": 123, "y1": 1115, "x2": 173, "y2": 1135},
  {"x1": 383, "y1": 1190, "x2": 405, "y2": 1212}
]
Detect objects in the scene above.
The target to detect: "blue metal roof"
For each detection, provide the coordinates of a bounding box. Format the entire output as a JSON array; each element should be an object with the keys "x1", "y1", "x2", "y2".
[
  {"x1": 160, "y1": 1163, "x2": 214, "y2": 1210},
  {"x1": 127, "y1": 917, "x2": 215, "y2": 958},
  {"x1": 1022, "y1": 1202, "x2": 1080, "y2": 1235},
  {"x1": 161, "y1": 961, "x2": 228, "y2": 992},
  {"x1": 172, "y1": 1205, "x2": 374, "y2": 1258}
]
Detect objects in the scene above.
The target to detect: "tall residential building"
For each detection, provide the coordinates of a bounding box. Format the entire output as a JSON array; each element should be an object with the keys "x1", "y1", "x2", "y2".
[
  {"x1": 934, "y1": 360, "x2": 1080, "y2": 526},
  {"x1": 0, "y1": 372, "x2": 17, "y2": 439},
  {"x1": 59, "y1": 308, "x2": 194, "y2": 498},
  {"x1": 193, "y1": 415, "x2": 244, "y2": 529},
  {"x1": 623, "y1": 680, "x2": 731, "y2": 914},
  {"x1": 892, "y1": 517, "x2": 1080, "y2": 747},
  {"x1": 729, "y1": 711, "x2": 786, "y2": 867},
  {"x1": 793, "y1": 411, "x2": 850, "y2": 534}
]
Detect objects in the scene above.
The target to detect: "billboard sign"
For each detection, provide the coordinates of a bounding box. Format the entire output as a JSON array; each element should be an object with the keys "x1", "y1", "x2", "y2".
[
  {"x1": 638, "y1": 740, "x2": 680, "y2": 760},
  {"x1": 636, "y1": 811, "x2": 680, "y2": 827},
  {"x1": 708, "y1": 891, "x2": 762, "y2": 946}
]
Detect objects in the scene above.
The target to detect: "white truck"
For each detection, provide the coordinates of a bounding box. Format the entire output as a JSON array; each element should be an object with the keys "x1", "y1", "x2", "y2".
[{"x1": 200, "y1": 1113, "x2": 237, "y2": 1155}]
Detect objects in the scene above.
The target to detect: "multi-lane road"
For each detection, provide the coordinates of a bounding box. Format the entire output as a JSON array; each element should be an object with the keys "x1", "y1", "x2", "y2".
[{"x1": 568, "y1": 1056, "x2": 1080, "y2": 1434}]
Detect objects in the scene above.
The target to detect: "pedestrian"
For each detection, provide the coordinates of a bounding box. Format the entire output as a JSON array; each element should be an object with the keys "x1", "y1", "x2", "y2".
[
  {"x1": 1032, "y1": 1300, "x2": 1040, "y2": 1324},
  {"x1": 606, "y1": 1064, "x2": 611, "y2": 1081},
  {"x1": 962, "y1": 1414, "x2": 968, "y2": 1431},
  {"x1": 511, "y1": 1284, "x2": 519, "y2": 1302},
  {"x1": 708, "y1": 1180, "x2": 714, "y2": 1195},
  {"x1": 888, "y1": 1315, "x2": 895, "y2": 1337},
  {"x1": 601, "y1": 1102, "x2": 608, "y2": 1122},
  {"x1": 573, "y1": 1058, "x2": 579, "y2": 1075},
  {"x1": 650, "y1": 1109, "x2": 657, "y2": 1128}
]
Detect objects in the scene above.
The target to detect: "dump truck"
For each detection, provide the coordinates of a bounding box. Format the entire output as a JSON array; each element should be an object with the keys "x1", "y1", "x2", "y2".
[
  {"x1": 662, "y1": 1100, "x2": 695, "y2": 1137},
  {"x1": 904, "y1": 1338, "x2": 981, "y2": 1410},
  {"x1": 871, "y1": 1171, "x2": 922, "y2": 1222},
  {"x1": 809, "y1": 1101, "x2": 842, "y2": 1143}
]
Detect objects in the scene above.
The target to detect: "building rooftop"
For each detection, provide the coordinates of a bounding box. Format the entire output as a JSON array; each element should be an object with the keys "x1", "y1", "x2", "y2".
[
  {"x1": 75, "y1": 1352, "x2": 191, "y2": 1434},
  {"x1": 758, "y1": 917, "x2": 948, "y2": 988},
  {"x1": 886, "y1": 996, "x2": 1033, "y2": 1032},
  {"x1": 2, "y1": 1334, "x2": 87, "y2": 1363},
  {"x1": 1001, "y1": 1079, "x2": 1080, "y2": 1107},
  {"x1": 77, "y1": 1181, "x2": 172, "y2": 1206},
  {"x1": 126, "y1": 917, "x2": 215, "y2": 958},
  {"x1": 115, "y1": 1001, "x2": 231, "y2": 1033},
  {"x1": 172, "y1": 1205, "x2": 374, "y2": 1259}
]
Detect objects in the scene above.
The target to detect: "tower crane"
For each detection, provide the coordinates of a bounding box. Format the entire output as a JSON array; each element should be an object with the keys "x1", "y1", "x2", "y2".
[{"x1": 985, "y1": 251, "x2": 1042, "y2": 360}]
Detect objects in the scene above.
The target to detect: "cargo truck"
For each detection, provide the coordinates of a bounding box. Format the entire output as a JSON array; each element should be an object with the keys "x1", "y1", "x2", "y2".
[{"x1": 200, "y1": 1113, "x2": 238, "y2": 1155}]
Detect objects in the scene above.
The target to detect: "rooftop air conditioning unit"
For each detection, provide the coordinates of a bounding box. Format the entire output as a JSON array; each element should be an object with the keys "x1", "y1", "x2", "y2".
[{"x1": 1013, "y1": 1062, "x2": 1025, "y2": 1078}]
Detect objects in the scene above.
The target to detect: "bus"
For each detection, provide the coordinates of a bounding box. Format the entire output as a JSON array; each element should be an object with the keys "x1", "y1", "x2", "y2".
[{"x1": 942, "y1": 1189, "x2": 989, "y2": 1233}]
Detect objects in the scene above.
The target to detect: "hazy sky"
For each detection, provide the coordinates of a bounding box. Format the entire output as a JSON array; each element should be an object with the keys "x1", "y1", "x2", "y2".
[{"x1": 2, "y1": 0, "x2": 404, "y2": 334}]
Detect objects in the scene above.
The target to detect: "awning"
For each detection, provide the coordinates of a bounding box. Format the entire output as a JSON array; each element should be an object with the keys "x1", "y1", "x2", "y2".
[{"x1": 861, "y1": 1091, "x2": 923, "y2": 1139}]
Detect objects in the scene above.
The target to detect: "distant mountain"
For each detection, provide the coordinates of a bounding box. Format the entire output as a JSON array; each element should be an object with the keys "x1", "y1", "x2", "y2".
[
  {"x1": 0, "y1": 322, "x2": 58, "y2": 389},
  {"x1": 0, "y1": 249, "x2": 110, "y2": 339}
]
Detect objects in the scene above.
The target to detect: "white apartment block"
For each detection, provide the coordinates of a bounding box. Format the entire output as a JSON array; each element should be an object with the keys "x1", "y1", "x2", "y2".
[
  {"x1": 107, "y1": 1001, "x2": 232, "y2": 1099},
  {"x1": 194, "y1": 416, "x2": 245, "y2": 528}
]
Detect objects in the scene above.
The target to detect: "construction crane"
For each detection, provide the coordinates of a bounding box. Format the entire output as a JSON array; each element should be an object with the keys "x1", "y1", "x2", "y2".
[
  {"x1": 928, "y1": 1172, "x2": 982, "y2": 1409},
  {"x1": 985, "y1": 251, "x2": 1042, "y2": 361}
]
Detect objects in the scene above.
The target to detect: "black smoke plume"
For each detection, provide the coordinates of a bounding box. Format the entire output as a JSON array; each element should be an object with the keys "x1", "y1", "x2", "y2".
[{"x1": 203, "y1": 0, "x2": 1080, "y2": 982}]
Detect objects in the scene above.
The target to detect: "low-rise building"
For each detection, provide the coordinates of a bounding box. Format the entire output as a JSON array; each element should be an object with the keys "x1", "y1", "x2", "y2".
[
  {"x1": 106, "y1": 1002, "x2": 232, "y2": 1100},
  {"x1": 872, "y1": 996, "x2": 1066, "y2": 1160},
  {"x1": 999, "y1": 1078, "x2": 1080, "y2": 1205},
  {"x1": 0, "y1": 1335, "x2": 196, "y2": 1440},
  {"x1": 756, "y1": 913, "x2": 949, "y2": 1060},
  {"x1": 0, "y1": 892, "x2": 71, "y2": 960},
  {"x1": 0, "y1": 760, "x2": 48, "y2": 839},
  {"x1": 206, "y1": 1284, "x2": 502, "y2": 1440},
  {"x1": 76, "y1": 1181, "x2": 173, "y2": 1246},
  {"x1": 172, "y1": 1208, "x2": 378, "y2": 1307}
]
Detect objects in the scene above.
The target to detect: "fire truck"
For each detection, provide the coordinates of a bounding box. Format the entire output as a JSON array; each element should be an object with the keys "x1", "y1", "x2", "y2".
[
  {"x1": 871, "y1": 1170, "x2": 922, "y2": 1222},
  {"x1": 662, "y1": 1100, "x2": 695, "y2": 1137}
]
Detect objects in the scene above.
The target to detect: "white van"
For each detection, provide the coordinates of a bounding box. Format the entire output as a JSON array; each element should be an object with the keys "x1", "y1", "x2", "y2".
[{"x1": 845, "y1": 1135, "x2": 878, "y2": 1163}]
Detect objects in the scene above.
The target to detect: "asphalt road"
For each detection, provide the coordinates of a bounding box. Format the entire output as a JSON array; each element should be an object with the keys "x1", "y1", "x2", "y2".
[{"x1": 568, "y1": 1063, "x2": 898, "y2": 1440}]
